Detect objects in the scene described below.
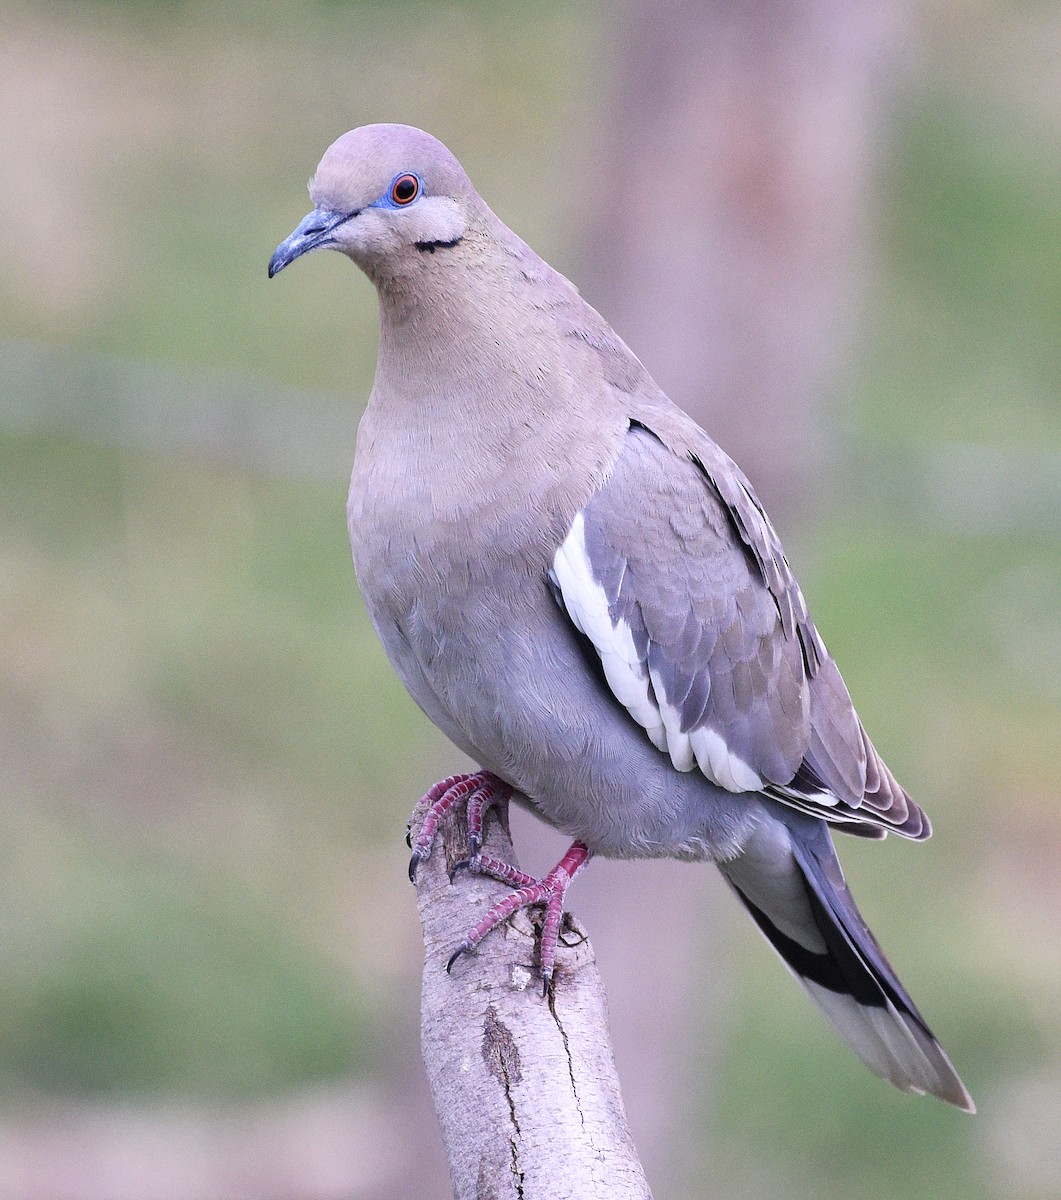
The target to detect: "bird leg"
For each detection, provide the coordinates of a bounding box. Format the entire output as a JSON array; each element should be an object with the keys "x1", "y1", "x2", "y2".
[
  {"x1": 447, "y1": 840, "x2": 591, "y2": 993},
  {"x1": 407, "y1": 770, "x2": 511, "y2": 882}
]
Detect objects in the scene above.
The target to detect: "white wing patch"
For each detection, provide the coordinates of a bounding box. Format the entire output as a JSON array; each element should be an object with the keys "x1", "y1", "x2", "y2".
[
  {"x1": 552, "y1": 512, "x2": 763, "y2": 793},
  {"x1": 552, "y1": 514, "x2": 667, "y2": 750},
  {"x1": 771, "y1": 782, "x2": 840, "y2": 808},
  {"x1": 689, "y1": 727, "x2": 762, "y2": 793},
  {"x1": 647, "y1": 658, "x2": 694, "y2": 771}
]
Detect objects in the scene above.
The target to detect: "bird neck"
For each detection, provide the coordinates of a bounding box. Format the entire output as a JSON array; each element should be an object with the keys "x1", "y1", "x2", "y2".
[
  {"x1": 354, "y1": 223, "x2": 628, "y2": 537},
  {"x1": 369, "y1": 223, "x2": 579, "y2": 436}
]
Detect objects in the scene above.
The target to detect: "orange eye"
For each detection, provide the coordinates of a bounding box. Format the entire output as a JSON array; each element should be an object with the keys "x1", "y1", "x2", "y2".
[{"x1": 391, "y1": 174, "x2": 420, "y2": 205}]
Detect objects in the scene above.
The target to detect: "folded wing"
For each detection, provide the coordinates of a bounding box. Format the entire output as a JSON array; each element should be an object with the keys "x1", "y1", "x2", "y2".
[{"x1": 549, "y1": 421, "x2": 926, "y2": 839}]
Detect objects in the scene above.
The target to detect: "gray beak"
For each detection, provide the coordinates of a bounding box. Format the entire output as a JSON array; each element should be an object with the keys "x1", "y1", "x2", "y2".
[{"x1": 268, "y1": 207, "x2": 357, "y2": 278}]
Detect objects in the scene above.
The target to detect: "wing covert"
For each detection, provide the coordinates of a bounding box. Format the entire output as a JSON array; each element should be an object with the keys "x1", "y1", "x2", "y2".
[{"x1": 548, "y1": 421, "x2": 926, "y2": 839}]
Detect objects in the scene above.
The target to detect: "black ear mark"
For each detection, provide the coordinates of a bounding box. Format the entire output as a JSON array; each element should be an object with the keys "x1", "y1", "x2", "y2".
[{"x1": 416, "y1": 237, "x2": 464, "y2": 254}]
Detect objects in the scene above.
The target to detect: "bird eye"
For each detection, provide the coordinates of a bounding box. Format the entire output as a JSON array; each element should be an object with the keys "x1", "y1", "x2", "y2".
[{"x1": 391, "y1": 174, "x2": 420, "y2": 205}]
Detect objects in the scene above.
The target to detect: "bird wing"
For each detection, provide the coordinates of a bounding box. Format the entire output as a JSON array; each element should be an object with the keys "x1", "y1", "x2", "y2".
[{"x1": 548, "y1": 420, "x2": 926, "y2": 838}]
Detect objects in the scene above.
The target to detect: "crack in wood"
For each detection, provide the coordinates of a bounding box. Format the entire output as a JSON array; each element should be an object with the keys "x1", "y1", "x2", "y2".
[
  {"x1": 482, "y1": 1005, "x2": 525, "y2": 1198},
  {"x1": 548, "y1": 988, "x2": 586, "y2": 1132}
]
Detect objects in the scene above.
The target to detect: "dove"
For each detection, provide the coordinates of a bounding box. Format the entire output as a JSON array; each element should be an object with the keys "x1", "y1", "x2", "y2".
[{"x1": 269, "y1": 123, "x2": 973, "y2": 1110}]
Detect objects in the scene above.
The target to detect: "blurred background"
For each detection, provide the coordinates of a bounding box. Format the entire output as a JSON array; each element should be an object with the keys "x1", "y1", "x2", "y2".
[{"x1": 1, "y1": 0, "x2": 1059, "y2": 1197}]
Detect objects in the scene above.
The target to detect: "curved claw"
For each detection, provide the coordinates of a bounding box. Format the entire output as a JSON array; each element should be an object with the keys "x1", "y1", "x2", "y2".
[
  {"x1": 405, "y1": 825, "x2": 413, "y2": 850},
  {"x1": 408, "y1": 850, "x2": 424, "y2": 884},
  {"x1": 541, "y1": 967, "x2": 553, "y2": 998},
  {"x1": 446, "y1": 942, "x2": 472, "y2": 974},
  {"x1": 449, "y1": 857, "x2": 475, "y2": 883}
]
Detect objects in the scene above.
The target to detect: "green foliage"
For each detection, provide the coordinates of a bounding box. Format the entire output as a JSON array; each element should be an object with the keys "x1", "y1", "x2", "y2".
[
  {"x1": 0, "y1": 430, "x2": 395, "y2": 1095},
  {"x1": 856, "y1": 96, "x2": 1061, "y2": 448},
  {"x1": 0, "y1": 851, "x2": 367, "y2": 1096}
]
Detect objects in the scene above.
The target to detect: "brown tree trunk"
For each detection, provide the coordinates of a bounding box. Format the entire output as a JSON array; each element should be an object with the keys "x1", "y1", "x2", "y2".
[{"x1": 582, "y1": 0, "x2": 904, "y2": 517}]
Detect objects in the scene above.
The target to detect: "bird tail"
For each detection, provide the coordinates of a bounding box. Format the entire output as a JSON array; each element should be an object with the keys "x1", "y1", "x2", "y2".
[{"x1": 718, "y1": 815, "x2": 974, "y2": 1111}]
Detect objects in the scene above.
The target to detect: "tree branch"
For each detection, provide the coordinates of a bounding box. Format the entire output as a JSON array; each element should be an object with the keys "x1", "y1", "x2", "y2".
[{"x1": 410, "y1": 792, "x2": 653, "y2": 1200}]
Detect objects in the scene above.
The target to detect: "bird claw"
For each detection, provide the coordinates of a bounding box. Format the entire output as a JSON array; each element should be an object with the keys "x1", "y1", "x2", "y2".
[
  {"x1": 540, "y1": 966, "x2": 553, "y2": 998},
  {"x1": 408, "y1": 848, "x2": 425, "y2": 883},
  {"x1": 446, "y1": 941, "x2": 472, "y2": 974},
  {"x1": 405, "y1": 774, "x2": 590, "y2": 991},
  {"x1": 448, "y1": 855, "x2": 481, "y2": 883},
  {"x1": 444, "y1": 841, "x2": 590, "y2": 989},
  {"x1": 406, "y1": 771, "x2": 510, "y2": 885}
]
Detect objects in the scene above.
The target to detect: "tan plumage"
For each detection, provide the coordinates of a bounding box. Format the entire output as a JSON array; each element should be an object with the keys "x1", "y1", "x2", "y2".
[{"x1": 269, "y1": 124, "x2": 973, "y2": 1110}]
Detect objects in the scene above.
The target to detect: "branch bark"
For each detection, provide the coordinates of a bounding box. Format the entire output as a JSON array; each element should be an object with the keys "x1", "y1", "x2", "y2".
[{"x1": 411, "y1": 792, "x2": 653, "y2": 1200}]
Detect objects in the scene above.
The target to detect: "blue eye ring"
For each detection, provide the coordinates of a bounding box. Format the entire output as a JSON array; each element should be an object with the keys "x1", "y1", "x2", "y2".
[{"x1": 391, "y1": 173, "x2": 420, "y2": 206}]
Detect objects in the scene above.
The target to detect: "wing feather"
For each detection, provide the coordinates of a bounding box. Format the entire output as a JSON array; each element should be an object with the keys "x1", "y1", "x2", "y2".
[{"x1": 549, "y1": 422, "x2": 927, "y2": 839}]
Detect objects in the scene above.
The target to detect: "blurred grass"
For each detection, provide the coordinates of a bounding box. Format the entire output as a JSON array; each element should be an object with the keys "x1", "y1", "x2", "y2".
[
  {"x1": 0, "y1": 430, "x2": 413, "y2": 1098},
  {"x1": 0, "y1": 1, "x2": 1058, "y2": 1197},
  {"x1": 0, "y1": 843, "x2": 367, "y2": 1097},
  {"x1": 855, "y1": 97, "x2": 1061, "y2": 449}
]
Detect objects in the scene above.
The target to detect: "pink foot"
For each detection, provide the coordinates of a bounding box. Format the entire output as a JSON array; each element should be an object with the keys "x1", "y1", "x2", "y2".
[
  {"x1": 407, "y1": 771, "x2": 511, "y2": 882},
  {"x1": 407, "y1": 773, "x2": 591, "y2": 990},
  {"x1": 447, "y1": 840, "x2": 591, "y2": 993}
]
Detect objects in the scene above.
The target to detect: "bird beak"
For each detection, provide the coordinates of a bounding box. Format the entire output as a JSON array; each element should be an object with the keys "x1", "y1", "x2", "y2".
[{"x1": 268, "y1": 207, "x2": 356, "y2": 278}]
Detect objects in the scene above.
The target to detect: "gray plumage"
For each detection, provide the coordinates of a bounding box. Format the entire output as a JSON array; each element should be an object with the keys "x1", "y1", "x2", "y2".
[{"x1": 269, "y1": 124, "x2": 972, "y2": 1110}]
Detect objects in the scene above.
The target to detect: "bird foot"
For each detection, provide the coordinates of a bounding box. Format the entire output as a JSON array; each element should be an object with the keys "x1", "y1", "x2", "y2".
[
  {"x1": 407, "y1": 772, "x2": 590, "y2": 990},
  {"x1": 446, "y1": 841, "x2": 590, "y2": 994},
  {"x1": 407, "y1": 770, "x2": 511, "y2": 882}
]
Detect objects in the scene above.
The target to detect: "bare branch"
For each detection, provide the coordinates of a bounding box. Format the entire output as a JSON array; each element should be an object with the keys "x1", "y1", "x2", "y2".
[{"x1": 411, "y1": 794, "x2": 653, "y2": 1200}]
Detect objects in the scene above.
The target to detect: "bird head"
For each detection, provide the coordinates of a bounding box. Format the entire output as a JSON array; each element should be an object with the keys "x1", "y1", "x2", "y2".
[{"x1": 268, "y1": 124, "x2": 477, "y2": 279}]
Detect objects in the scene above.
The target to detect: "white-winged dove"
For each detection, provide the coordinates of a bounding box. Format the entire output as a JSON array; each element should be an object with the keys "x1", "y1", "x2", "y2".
[{"x1": 270, "y1": 124, "x2": 973, "y2": 1111}]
